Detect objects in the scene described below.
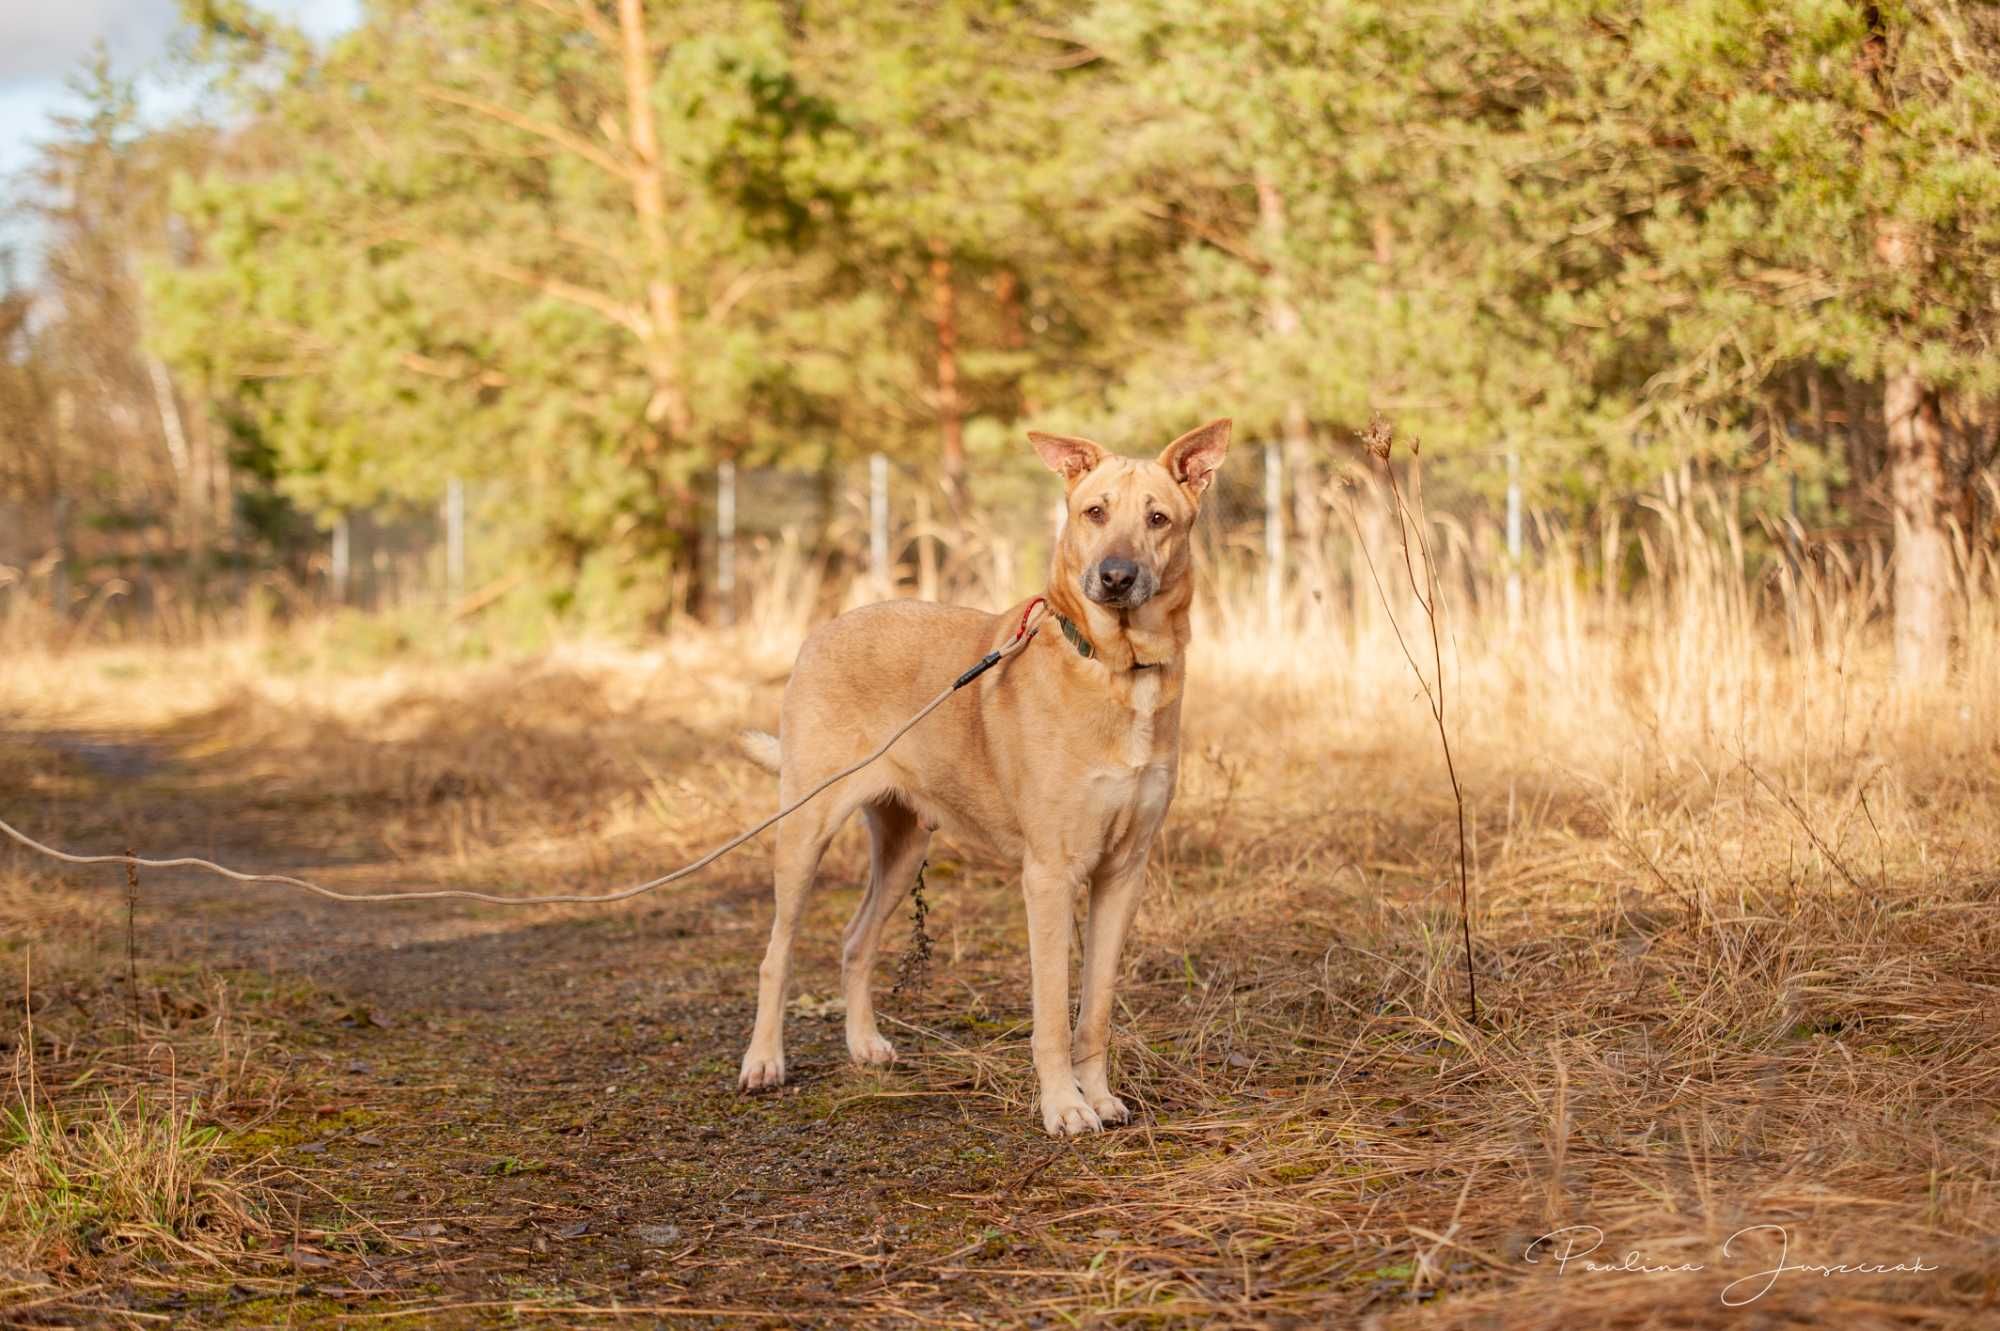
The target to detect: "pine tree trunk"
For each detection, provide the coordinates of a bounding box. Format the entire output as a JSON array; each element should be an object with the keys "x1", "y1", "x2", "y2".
[
  {"x1": 618, "y1": 0, "x2": 690, "y2": 445},
  {"x1": 929, "y1": 239, "x2": 966, "y2": 517},
  {"x1": 1884, "y1": 368, "x2": 1952, "y2": 683},
  {"x1": 617, "y1": 0, "x2": 700, "y2": 622},
  {"x1": 995, "y1": 267, "x2": 1034, "y2": 415},
  {"x1": 1254, "y1": 171, "x2": 1321, "y2": 592}
]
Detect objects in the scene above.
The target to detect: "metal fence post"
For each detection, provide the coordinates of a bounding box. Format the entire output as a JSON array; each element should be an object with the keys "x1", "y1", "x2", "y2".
[
  {"x1": 869, "y1": 452, "x2": 889, "y2": 590},
  {"x1": 1263, "y1": 441, "x2": 1284, "y2": 626},
  {"x1": 445, "y1": 476, "x2": 466, "y2": 605},
  {"x1": 716, "y1": 459, "x2": 737, "y2": 626},
  {"x1": 51, "y1": 494, "x2": 70, "y2": 618},
  {"x1": 331, "y1": 514, "x2": 350, "y2": 606},
  {"x1": 1505, "y1": 446, "x2": 1523, "y2": 632}
]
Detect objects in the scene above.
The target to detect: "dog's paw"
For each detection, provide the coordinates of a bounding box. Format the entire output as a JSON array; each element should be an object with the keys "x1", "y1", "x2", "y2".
[
  {"x1": 1041, "y1": 1094, "x2": 1105, "y2": 1138},
  {"x1": 738, "y1": 1050, "x2": 787, "y2": 1091},
  {"x1": 1087, "y1": 1092, "x2": 1131, "y2": 1125},
  {"x1": 847, "y1": 1031, "x2": 897, "y2": 1068}
]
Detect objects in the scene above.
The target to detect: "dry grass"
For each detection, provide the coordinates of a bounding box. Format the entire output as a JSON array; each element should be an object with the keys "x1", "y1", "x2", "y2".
[
  {"x1": 0, "y1": 750, "x2": 325, "y2": 1318},
  {"x1": 2, "y1": 1081, "x2": 253, "y2": 1268},
  {"x1": 0, "y1": 936, "x2": 319, "y2": 1310},
  {"x1": 0, "y1": 481, "x2": 1995, "y2": 1326}
]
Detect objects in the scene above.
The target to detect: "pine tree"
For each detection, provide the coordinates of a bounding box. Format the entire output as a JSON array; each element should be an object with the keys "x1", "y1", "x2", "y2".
[
  {"x1": 1589, "y1": 0, "x2": 2000, "y2": 680},
  {"x1": 157, "y1": 0, "x2": 848, "y2": 617}
]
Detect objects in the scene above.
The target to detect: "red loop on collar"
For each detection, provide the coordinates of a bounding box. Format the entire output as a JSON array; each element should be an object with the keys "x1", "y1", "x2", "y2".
[{"x1": 1012, "y1": 595, "x2": 1047, "y2": 645}]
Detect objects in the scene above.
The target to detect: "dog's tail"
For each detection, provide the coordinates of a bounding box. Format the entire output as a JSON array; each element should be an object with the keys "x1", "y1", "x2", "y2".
[{"x1": 737, "y1": 729, "x2": 783, "y2": 774}]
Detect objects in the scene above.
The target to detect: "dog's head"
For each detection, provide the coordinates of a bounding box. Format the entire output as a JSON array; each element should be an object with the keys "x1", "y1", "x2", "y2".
[{"x1": 1029, "y1": 419, "x2": 1231, "y2": 611}]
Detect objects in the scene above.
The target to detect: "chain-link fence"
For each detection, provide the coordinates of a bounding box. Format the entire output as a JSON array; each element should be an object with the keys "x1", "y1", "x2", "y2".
[
  {"x1": 0, "y1": 447, "x2": 1588, "y2": 641},
  {"x1": 696, "y1": 445, "x2": 1384, "y2": 627},
  {"x1": 0, "y1": 444, "x2": 1545, "y2": 641}
]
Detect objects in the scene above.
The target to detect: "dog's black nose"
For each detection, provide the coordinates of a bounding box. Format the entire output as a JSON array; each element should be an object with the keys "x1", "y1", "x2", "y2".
[{"x1": 1096, "y1": 558, "x2": 1139, "y2": 598}]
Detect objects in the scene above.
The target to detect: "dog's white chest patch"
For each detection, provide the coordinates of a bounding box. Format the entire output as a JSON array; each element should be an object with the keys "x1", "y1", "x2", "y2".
[
  {"x1": 1122, "y1": 671, "x2": 1162, "y2": 768},
  {"x1": 1080, "y1": 673, "x2": 1175, "y2": 850}
]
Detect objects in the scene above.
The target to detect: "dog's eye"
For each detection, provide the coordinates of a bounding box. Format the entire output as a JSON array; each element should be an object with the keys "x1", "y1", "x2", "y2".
[
  {"x1": 1147, "y1": 511, "x2": 1170, "y2": 529},
  {"x1": 1084, "y1": 505, "x2": 1107, "y2": 523}
]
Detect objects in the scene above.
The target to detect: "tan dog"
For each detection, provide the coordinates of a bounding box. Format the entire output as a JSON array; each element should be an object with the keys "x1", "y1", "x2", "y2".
[{"x1": 737, "y1": 420, "x2": 1231, "y2": 1135}]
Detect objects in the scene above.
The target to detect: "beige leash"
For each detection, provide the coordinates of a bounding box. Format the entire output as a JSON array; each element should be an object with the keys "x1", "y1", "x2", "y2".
[{"x1": 0, "y1": 601, "x2": 1049, "y2": 907}]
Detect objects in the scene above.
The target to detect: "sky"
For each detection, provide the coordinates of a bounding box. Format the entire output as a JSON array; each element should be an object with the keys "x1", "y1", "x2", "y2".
[{"x1": 0, "y1": 0, "x2": 360, "y2": 260}]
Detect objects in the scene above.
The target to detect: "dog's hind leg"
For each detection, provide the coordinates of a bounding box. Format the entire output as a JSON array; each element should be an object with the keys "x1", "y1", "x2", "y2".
[
  {"x1": 841, "y1": 800, "x2": 931, "y2": 1067},
  {"x1": 739, "y1": 798, "x2": 842, "y2": 1091}
]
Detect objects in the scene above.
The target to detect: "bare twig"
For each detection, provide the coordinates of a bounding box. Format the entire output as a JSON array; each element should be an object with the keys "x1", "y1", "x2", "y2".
[
  {"x1": 1735, "y1": 756, "x2": 1865, "y2": 893},
  {"x1": 416, "y1": 84, "x2": 636, "y2": 184},
  {"x1": 387, "y1": 231, "x2": 650, "y2": 338},
  {"x1": 1350, "y1": 414, "x2": 1479, "y2": 1026},
  {"x1": 125, "y1": 847, "x2": 140, "y2": 1036}
]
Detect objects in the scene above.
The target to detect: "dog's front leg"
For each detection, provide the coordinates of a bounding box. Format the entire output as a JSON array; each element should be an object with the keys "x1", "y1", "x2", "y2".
[
  {"x1": 1023, "y1": 856, "x2": 1101, "y2": 1137},
  {"x1": 1071, "y1": 862, "x2": 1145, "y2": 1125}
]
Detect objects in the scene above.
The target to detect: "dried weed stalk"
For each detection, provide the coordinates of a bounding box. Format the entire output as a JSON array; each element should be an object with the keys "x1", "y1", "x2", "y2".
[
  {"x1": 1350, "y1": 413, "x2": 1478, "y2": 1026},
  {"x1": 892, "y1": 859, "x2": 935, "y2": 996}
]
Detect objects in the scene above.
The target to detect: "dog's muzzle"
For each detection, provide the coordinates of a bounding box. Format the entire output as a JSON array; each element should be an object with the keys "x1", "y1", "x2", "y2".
[{"x1": 1084, "y1": 557, "x2": 1154, "y2": 608}]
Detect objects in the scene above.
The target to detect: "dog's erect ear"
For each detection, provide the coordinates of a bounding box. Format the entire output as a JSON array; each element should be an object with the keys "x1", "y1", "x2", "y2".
[
  {"x1": 1029, "y1": 431, "x2": 1109, "y2": 488},
  {"x1": 1159, "y1": 419, "x2": 1232, "y2": 499}
]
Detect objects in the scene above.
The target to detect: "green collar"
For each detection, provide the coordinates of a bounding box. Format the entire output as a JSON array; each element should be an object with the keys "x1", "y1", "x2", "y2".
[
  {"x1": 1056, "y1": 614, "x2": 1158, "y2": 670},
  {"x1": 1057, "y1": 613, "x2": 1095, "y2": 659}
]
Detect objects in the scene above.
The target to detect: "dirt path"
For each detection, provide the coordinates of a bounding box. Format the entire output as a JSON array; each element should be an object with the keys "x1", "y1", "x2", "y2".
[
  {"x1": 21, "y1": 657, "x2": 1988, "y2": 1331},
  {"x1": 26, "y1": 729, "x2": 1123, "y2": 1327}
]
